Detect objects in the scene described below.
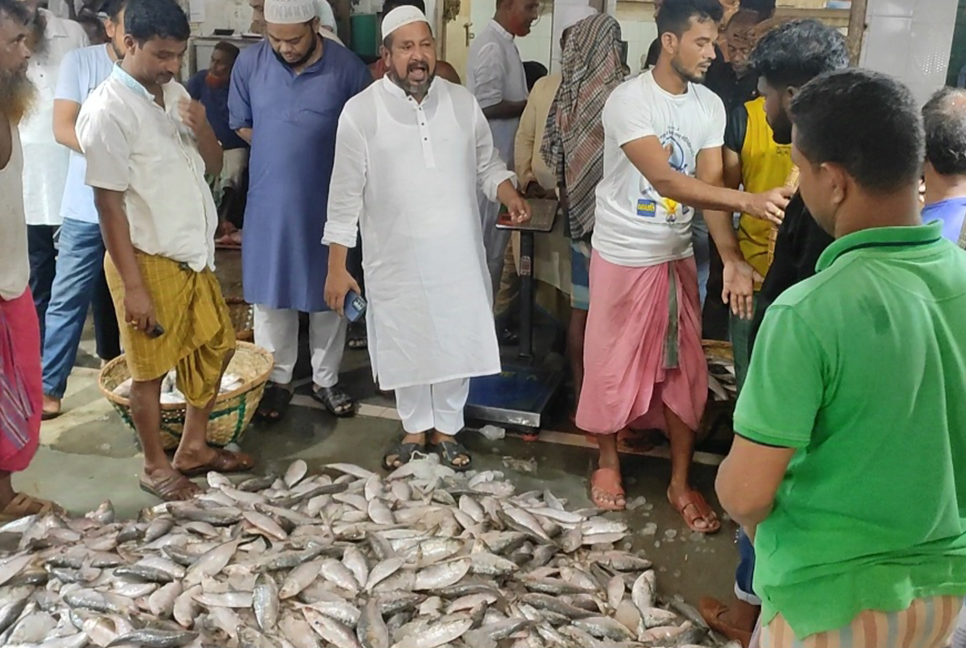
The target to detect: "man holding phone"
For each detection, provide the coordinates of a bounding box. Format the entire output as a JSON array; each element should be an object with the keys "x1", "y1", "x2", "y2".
[
  {"x1": 78, "y1": 0, "x2": 253, "y2": 501},
  {"x1": 324, "y1": 6, "x2": 529, "y2": 471}
]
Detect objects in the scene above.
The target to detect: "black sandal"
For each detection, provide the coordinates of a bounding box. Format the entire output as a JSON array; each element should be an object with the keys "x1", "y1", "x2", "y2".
[
  {"x1": 312, "y1": 385, "x2": 356, "y2": 418},
  {"x1": 382, "y1": 439, "x2": 426, "y2": 471},
  {"x1": 432, "y1": 437, "x2": 472, "y2": 472},
  {"x1": 347, "y1": 323, "x2": 368, "y2": 350},
  {"x1": 256, "y1": 383, "x2": 293, "y2": 422}
]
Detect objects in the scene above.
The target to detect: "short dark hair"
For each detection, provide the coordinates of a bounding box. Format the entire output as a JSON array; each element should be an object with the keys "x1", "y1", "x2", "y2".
[
  {"x1": 124, "y1": 0, "x2": 190, "y2": 44},
  {"x1": 655, "y1": 0, "x2": 723, "y2": 38},
  {"x1": 922, "y1": 87, "x2": 966, "y2": 177},
  {"x1": 750, "y1": 19, "x2": 848, "y2": 89},
  {"x1": 100, "y1": 0, "x2": 127, "y2": 21},
  {"x1": 791, "y1": 69, "x2": 924, "y2": 192},
  {"x1": 0, "y1": 0, "x2": 31, "y2": 26},
  {"x1": 523, "y1": 60, "x2": 547, "y2": 91},
  {"x1": 739, "y1": 0, "x2": 775, "y2": 18},
  {"x1": 214, "y1": 41, "x2": 240, "y2": 60}
]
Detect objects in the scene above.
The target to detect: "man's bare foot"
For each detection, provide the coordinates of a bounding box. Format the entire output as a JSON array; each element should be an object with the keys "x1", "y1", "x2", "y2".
[
  {"x1": 171, "y1": 446, "x2": 254, "y2": 477},
  {"x1": 590, "y1": 467, "x2": 625, "y2": 510},
  {"x1": 139, "y1": 466, "x2": 200, "y2": 502},
  {"x1": 41, "y1": 394, "x2": 61, "y2": 420}
]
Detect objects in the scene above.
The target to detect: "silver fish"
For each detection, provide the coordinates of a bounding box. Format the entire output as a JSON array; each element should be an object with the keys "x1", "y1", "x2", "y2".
[
  {"x1": 285, "y1": 460, "x2": 309, "y2": 488},
  {"x1": 149, "y1": 581, "x2": 183, "y2": 618},
  {"x1": 356, "y1": 598, "x2": 389, "y2": 648},
  {"x1": 106, "y1": 629, "x2": 199, "y2": 648},
  {"x1": 303, "y1": 607, "x2": 362, "y2": 648},
  {"x1": 254, "y1": 572, "x2": 280, "y2": 631},
  {"x1": 280, "y1": 560, "x2": 322, "y2": 600}
]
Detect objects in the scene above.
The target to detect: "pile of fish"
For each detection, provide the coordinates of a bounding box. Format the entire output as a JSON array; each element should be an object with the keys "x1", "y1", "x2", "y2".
[
  {"x1": 0, "y1": 457, "x2": 734, "y2": 648},
  {"x1": 113, "y1": 372, "x2": 245, "y2": 404}
]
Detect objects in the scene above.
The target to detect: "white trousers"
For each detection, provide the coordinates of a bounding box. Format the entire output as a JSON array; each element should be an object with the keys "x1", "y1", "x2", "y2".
[
  {"x1": 395, "y1": 378, "x2": 470, "y2": 435},
  {"x1": 253, "y1": 305, "x2": 346, "y2": 388}
]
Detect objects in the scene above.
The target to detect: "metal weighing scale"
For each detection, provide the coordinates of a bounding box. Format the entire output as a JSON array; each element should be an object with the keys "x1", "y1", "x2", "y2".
[{"x1": 464, "y1": 199, "x2": 566, "y2": 434}]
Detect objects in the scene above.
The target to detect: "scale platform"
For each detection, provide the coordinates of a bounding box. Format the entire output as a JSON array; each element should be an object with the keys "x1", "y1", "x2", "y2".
[
  {"x1": 466, "y1": 361, "x2": 563, "y2": 430},
  {"x1": 465, "y1": 199, "x2": 565, "y2": 433}
]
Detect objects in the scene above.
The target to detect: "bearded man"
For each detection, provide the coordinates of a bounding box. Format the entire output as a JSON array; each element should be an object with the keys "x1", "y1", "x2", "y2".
[
  {"x1": 0, "y1": 0, "x2": 63, "y2": 520},
  {"x1": 229, "y1": 0, "x2": 370, "y2": 421},
  {"x1": 323, "y1": 6, "x2": 530, "y2": 471},
  {"x1": 19, "y1": 0, "x2": 88, "y2": 339}
]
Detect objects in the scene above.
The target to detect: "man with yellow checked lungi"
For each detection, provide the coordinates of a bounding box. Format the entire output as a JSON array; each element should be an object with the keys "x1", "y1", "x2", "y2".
[{"x1": 76, "y1": 0, "x2": 253, "y2": 501}]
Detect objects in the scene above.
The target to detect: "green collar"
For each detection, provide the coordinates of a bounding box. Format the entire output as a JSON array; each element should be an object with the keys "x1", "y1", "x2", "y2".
[{"x1": 816, "y1": 221, "x2": 944, "y2": 272}]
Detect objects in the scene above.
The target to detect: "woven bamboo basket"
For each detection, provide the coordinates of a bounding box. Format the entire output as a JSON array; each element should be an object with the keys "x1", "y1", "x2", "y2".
[
  {"x1": 225, "y1": 296, "x2": 254, "y2": 342},
  {"x1": 98, "y1": 342, "x2": 273, "y2": 451}
]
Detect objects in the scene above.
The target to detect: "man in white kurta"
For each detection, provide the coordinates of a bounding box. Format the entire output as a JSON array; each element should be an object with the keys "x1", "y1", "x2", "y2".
[
  {"x1": 465, "y1": 0, "x2": 537, "y2": 290},
  {"x1": 324, "y1": 6, "x2": 529, "y2": 470}
]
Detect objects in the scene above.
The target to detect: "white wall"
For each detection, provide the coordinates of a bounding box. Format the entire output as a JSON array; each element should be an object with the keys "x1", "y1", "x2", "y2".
[
  {"x1": 469, "y1": 0, "x2": 555, "y2": 70},
  {"x1": 859, "y1": 0, "x2": 959, "y2": 105}
]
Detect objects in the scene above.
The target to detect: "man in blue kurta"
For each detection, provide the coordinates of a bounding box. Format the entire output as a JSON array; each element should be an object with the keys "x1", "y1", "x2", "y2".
[{"x1": 229, "y1": 0, "x2": 369, "y2": 419}]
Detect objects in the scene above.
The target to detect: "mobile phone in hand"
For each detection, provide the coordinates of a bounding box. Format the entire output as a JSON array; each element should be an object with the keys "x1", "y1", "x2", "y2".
[
  {"x1": 344, "y1": 291, "x2": 367, "y2": 323},
  {"x1": 148, "y1": 323, "x2": 165, "y2": 338}
]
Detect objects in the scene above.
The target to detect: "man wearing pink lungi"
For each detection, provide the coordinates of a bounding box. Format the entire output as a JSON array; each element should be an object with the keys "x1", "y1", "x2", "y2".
[
  {"x1": 576, "y1": 0, "x2": 790, "y2": 529},
  {"x1": 0, "y1": 0, "x2": 62, "y2": 522}
]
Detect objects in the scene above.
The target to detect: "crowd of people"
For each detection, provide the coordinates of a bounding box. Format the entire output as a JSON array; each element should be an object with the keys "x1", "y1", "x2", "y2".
[{"x1": 1, "y1": 0, "x2": 966, "y2": 644}]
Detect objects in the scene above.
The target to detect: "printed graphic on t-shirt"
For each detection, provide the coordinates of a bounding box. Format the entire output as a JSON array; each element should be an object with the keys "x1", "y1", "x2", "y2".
[{"x1": 637, "y1": 126, "x2": 697, "y2": 225}]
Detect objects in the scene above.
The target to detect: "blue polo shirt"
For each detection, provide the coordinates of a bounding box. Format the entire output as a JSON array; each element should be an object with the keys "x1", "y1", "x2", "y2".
[
  {"x1": 187, "y1": 70, "x2": 249, "y2": 151},
  {"x1": 55, "y1": 44, "x2": 114, "y2": 224},
  {"x1": 922, "y1": 196, "x2": 966, "y2": 244}
]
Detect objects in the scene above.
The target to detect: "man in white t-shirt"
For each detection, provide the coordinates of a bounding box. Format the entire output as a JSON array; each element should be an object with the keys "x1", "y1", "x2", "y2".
[{"x1": 576, "y1": 0, "x2": 791, "y2": 530}]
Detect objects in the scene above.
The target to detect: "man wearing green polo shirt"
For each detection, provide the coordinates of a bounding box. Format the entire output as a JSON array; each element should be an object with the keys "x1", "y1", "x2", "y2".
[{"x1": 716, "y1": 69, "x2": 966, "y2": 647}]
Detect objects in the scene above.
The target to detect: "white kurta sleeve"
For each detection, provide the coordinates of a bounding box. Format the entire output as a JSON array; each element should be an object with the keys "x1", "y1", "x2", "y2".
[
  {"x1": 323, "y1": 110, "x2": 367, "y2": 248},
  {"x1": 473, "y1": 100, "x2": 515, "y2": 203}
]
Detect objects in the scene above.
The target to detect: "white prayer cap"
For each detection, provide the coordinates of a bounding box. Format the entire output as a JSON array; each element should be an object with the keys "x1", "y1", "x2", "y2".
[
  {"x1": 381, "y1": 5, "x2": 429, "y2": 39},
  {"x1": 264, "y1": 0, "x2": 317, "y2": 24},
  {"x1": 560, "y1": 6, "x2": 597, "y2": 31},
  {"x1": 314, "y1": 0, "x2": 338, "y2": 32}
]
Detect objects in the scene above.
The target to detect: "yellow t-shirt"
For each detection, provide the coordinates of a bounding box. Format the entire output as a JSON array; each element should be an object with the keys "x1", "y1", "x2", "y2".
[{"x1": 727, "y1": 97, "x2": 793, "y2": 280}]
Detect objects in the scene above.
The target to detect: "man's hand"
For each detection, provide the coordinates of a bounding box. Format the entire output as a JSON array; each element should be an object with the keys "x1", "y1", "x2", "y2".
[
  {"x1": 324, "y1": 267, "x2": 361, "y2": 316},
  {"x1": 503, "y1": 192, "x2": 531, "y2": 225},
  {"x1": 179, "y1": 98, "x2": 211, "y2": 138},
  {"x1": 747, "y1": 186, "x2": 793, "y2": 225},
  {"x1": 722, "y1": 260, "x2": 762, "y2": 321},
  {"x1": 124, "y1": 284, "x2": 157, "y2": 333}
]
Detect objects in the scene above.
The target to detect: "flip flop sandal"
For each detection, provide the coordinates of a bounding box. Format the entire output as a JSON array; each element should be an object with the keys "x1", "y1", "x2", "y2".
[
  {"x1": 668, "y1": 488, "x2": 721, "y2": 534},
  {"x1": 139, "y1": 473, "x2": 200, "y2": 502},
  {"x1": 0, "y1": 493, "x2": 65, "y2": 521},
  {"x1": 177, "y1": 448, "x2": 255, "y2": 478},
  {"x1": 256, "y1": 383, "x2": 293, "y2": 422},
  {"x1": 312, "y1": 385, "x2": 356, "y2": 418},
  {"x1": 382, "y1": 440, "x2": 426, "y2": 471},
  {"x1": 590, "y1": 467, "x2": 626, "y2": 511},
  {"x1": 432, "y1": 439, "x2": 472, "y2": 472},
  {"x1": 698, "y1": 597, "x2": 754, "y2": 647}
]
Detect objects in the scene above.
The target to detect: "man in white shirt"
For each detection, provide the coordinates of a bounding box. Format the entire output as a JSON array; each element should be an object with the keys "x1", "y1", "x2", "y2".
[
  {"x1": 323, "y1": 6, "x2": 530, "y2": 470},
  {"x1": 77, "y1": 0, "x2": 253, "y2": 501},
  {"x1": 40, "y1": 0, "x2": 127, "y2": 419},
  {"x1": 0, "y1": 0, "x2": 63, "y2": 521},
  {"x1": 575, "y1": 0, "x2": 790, "y2": 528},
  {"x1": 466, "y1": 0, "x2": 538, "y2": 289},
  {"x1": 20, "y1": 0, "x2": 87, "y2": 340}
]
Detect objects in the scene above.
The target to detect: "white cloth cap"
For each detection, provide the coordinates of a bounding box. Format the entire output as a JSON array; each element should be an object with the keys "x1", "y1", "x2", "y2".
[
  {"x1": 381, "y1": 6, "x2": 429, "y2": 39},
  {"x1": 560, "y1": 6, "x2": 597, "y2": 31},
  {"x1": 264, "y1": 0, "x2": 317, "y2": 24},
  {"x1": 314, "y1": 0, "x2": 338, "y2": 31}
]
